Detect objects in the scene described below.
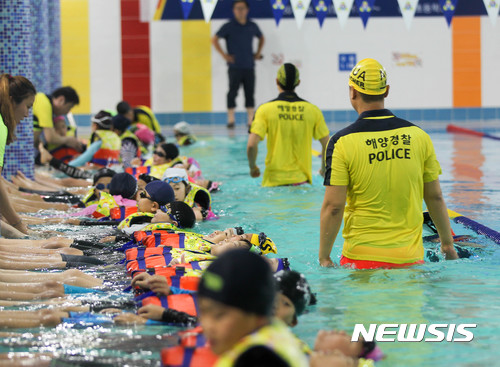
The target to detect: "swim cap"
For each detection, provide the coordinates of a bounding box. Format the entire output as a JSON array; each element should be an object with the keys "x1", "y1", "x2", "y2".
[
  {"x1": 277, "y1": 63, "x2": 300, "y2": 90},
  {"x1": 165, "y1": 201, "x2": 196, "y2": 229},
  {"x1": 250, "y1": 232, "x2": 277, "y2": 254},
  {"x1": 138, "y1": 174, "x2": 159, "y2": 184},
  {"x1": 173, "y1": 121, "x2": 192, "y2": 135},
  {"x1": 198, "y1": 250, "x2": 276, "y2": 316},
  {"x1": 93, "y1": 168, "x2": 116, "y2": 185},
  {"x1": 348, "y1": 58, "x2": 388, "y2": 95},
  {"x1": 109, "y1": 172, "x2": 137, "y2": 199},
  {"x1": 91, "y1": 110, "x2": 113, "y2": 129},
  {"x1": 158, "y1": 143, "x2": 180, "y2": 160},
  {"x1": 135, "y1": 124, "x2": 155, "y2": 145},
  {"x1": 145, "y1": 181, "x2": 175, "y2": 206},
  {"x1": 162, "y1": 167, "x2": 189, "y2": 183},
  {"x1": 274, "y1": 270, "x2": 314, "y2": 318},
  {"x1": 112, "y1": 114, "x2": 131, "y2": 133}
]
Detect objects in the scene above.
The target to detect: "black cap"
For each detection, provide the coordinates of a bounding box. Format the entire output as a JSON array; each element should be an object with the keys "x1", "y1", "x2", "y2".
[
  {"x1": 166, "y1": 201, "x2": 196, "y2": 229},
  {"x1": 198, "y1": 250, "x2": 276, "y2": 316},
  {"x1": 145, "y1": 181, "x2": 175, "y2": 206},
  {"x1": 93, "y1": 168, "x2": 116, "y2": 185},
  {"x1": 159, "y1": 143, "x2": 179, "y2": 160},
  {"x1": 274, "y1": 270, "x2": 314, "y2": 317},
  {"x1": 112, "y1": 114, "x2": 131, "y2": 133},
  {"x1": 109, "y1": 172, "x2": 137, "y2": 199}
]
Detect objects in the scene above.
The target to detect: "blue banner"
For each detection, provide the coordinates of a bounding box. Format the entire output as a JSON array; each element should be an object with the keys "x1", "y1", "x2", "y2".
[
  {"x1": 270, "y1": 0, "x2": 290, "y2": 25},
  {"x1": 356, "y1": 0, "x2": 376, "y2": 27},
  {"x1": 180, "y1": 0, "x2": 195, "y2": 19},
  {"x1": 439, "y1": 0, "x2": 458, "y2": 26},
  {"x1": 312, "y1": 0, "x2": 331, "y2": 27},
  {"x1": 157, "y1": 0, "x2": 487, "y2": 21}
]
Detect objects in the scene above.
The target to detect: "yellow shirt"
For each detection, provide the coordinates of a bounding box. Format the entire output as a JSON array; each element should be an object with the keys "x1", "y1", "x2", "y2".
[
  {"x1": 324, "y1": 109, "x2": 441, "y2": 264},
  {"x1": 251, "y1": 92, "x2": 329, "y2": 187},
  {"x1": 0, "y1": 114, "x2": 7, "y2": 167},
  {"x1": 32, "y1": 93, "x2": 53, "y2": 131}
]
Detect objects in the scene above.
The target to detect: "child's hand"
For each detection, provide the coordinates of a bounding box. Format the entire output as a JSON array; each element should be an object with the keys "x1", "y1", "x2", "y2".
[
  {"x1": 137, "y1": 304, "x2": 165, "y2": 320},
  {"x1": 131, "y1": 272, "x2": 151, "y2": 288}
]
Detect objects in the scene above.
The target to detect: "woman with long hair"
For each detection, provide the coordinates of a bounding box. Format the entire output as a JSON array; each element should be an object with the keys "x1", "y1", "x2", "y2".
[{"x1": 0, "y1": 73, "x2": 37, "y2": 235}]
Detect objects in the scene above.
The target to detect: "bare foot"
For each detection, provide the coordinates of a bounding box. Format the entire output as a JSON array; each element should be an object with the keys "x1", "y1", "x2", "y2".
[{"x1": 38, "y1": 143, "x2": 53, "y2": 165}]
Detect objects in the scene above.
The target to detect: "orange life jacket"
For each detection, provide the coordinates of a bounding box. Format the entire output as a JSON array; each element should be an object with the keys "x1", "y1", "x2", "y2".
[
  {"x1": 110, "y1": 206, "x2": 138, "y2": 221},
  {"x1": 50, "y1": 146, "x2": 80, "y2": 164},
  {"x1": 125, "y1": 246, "x2": 173, "y2": 262},
  {"x1": 140, "y1": 293, "x2": 198, "y2": 317},
  {"x1": 125, "y1": 166, "x2": 150, "y2": 179},
  {"x1": 141, "y1": 232, "x2": 187, "y2": 248},
  {"x1": 161, "y1": 346, "x2": 217, "y2": 367}
]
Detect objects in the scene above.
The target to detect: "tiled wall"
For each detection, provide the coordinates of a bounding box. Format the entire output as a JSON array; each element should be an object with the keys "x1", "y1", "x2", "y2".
[
  {"x1": 0, "y1": 0, "x2": 35, "y2": 180},
  {"x1": 31, "y1": 0, "x2": 50, "y2": 94},
  {"x1": 48, "y1": 0, "x2": 62, "y2": 93}
]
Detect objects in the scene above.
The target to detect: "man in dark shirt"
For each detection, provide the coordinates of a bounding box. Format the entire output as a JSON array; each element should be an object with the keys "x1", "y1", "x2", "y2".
[{"x1": 212, "y1": 0, "x2": 265, "y2": 128}]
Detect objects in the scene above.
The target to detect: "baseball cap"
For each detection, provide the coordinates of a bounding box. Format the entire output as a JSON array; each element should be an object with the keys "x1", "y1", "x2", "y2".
[
  {"x1": 91, "y1": 110, "x2": 113, "y2": 129},
  {"x1": 277, "y1": 63, "x2": 300, "y2": 90},
  {"x1": 348, "y1": 58, "x2": 388, "y2": 95},
  {"x1": 109, "y1": 172, "x2": 137, "y2": 199},
  {"x1": 162, "y1": 167, "x2": 189, "y2": 184},
  {"x1": 173, "y1": 121, "x2": 192, "y2": 136},
  {"x1": 274, "y1": 270, "x2": 315, "y2": 320},
  {"x1": 145, "y1": 181, "x2": 175, "y2": 206},
  {"x1": 250, "y1": 232, "x2": 277, "y2": 254},
  {"x1": 198, "y1": 250, "x2": 276, "y2": 316}
]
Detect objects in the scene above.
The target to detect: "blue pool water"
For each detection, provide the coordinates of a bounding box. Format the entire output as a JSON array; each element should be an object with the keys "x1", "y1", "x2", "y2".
[{"x1": 1, "y1": 122, "x2": 500, "y2": 366}]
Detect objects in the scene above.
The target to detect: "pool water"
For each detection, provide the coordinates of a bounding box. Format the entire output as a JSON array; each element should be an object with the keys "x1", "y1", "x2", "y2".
[{"x1": 2, "y1": 122, "x2": 500, "y2": 366}]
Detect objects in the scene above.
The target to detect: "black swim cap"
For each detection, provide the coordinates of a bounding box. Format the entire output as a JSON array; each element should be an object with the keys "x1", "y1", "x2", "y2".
[
  {"x1": 198, "y1": 250, "x2": 276, "y2": 316},
  {"x1": 93, "y1": 168, "x2": 116, "y2": 185},
  {"x1": 112, "y1": 114, "x2": 131, "y2": 133},
  {"x1": 159, "y1": 143, "x2": 179, "y2": 160},
  {"x1": 109, "y1": 172, "x2": 137, "y2": 199},
  {"x1": 166, "y1": 201, "x2": 196, "y2": 229},
  {"x1": 274, "y1": 270, "x2": 314, "y2": 317}
]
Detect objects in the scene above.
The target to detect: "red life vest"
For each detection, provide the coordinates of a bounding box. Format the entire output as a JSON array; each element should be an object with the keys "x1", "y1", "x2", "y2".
[
  {"x1": 125, "y1": 246, "x2": 172, "y2": 262},
  {"x1": 178, "y1": 326, "x2": 207, "y2": 348},
  {"x1": 130, "y1": 267, "x2": 200, "y2": 292},
  {"x1": 125, "y1": 166, "x2": 150, "y2": 179},
  {"x1": 141, "y1": 232, "x2": 186, "y2": 248},
  {"x1": 126, "y1": 253, "x2": 172, "y2": 273},
  {"x1": 50, "y1": 146, "x2": 80, "y2": 164},
  {"x1": 110, "y1": 206, "x2": 138, "y2": 221},
  {"x1": 140, "y1": 293, "x2": 198, "y2": 317},
  {"x1": 161, "y1": 346, "x2": 217, "y2": 367}
]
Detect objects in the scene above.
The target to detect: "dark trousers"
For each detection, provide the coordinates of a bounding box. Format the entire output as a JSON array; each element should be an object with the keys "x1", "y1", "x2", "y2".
[{"x1": 227, "y1": 68, "x2": 255, "y2": 109}]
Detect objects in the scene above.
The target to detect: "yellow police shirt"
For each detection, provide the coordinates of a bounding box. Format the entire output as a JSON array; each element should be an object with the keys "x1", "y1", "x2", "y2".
[
  {"x1": 32, "y1": 92, "x2": 53, "y2": 131},
  {"x1": 324, "y1": 109, "x2": 441, "y2": 264},
  {"x1": 251, "y1": 92, "x2": 329, "y2": 187}
]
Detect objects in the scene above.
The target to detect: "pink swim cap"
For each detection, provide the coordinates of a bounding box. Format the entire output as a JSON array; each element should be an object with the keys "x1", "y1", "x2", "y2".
[{"x1": 135, "y1": 124, "x2": 155, "y2": 145}]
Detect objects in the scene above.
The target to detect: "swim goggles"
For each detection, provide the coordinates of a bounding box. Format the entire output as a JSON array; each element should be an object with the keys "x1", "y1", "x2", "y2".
[
  {"x1": 140, "y1": 191, "x2": 154, "y2": 202},
  {"x1": 164, "y1": 176, "x2": 187, "y2": 184},
  {"x1": 160, "y1": 205, "x2": 179, "y2": 224},
  {"x1": 153, "y1": 150, "x2": 166, "y2": 158},
  {"x1": 95, "y1": 183, "x2": 111, "y2": 190}
]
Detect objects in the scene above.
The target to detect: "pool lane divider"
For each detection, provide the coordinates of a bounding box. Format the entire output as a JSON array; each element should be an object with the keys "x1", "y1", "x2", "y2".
[
  {"x1": 448, "y1": 209, "x2": 500, "y2": 245},
  {"x1": 447, "y1": 124, "x2": 500, "y2": 141}
]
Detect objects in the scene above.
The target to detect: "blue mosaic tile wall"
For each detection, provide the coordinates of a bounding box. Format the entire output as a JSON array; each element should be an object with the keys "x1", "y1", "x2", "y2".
[
  {"x1": 31, "y1": 0, "x2": 50, "y2": 94},
  {"x1": 48, "y1": 0, "x2": 61, "y2": 93},
  {"x1": 0, "y1": 0, "x2": 35, "y2": 180}
]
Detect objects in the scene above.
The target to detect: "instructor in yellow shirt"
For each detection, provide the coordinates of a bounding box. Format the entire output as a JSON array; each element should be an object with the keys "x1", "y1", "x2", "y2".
[
  {"x1": 319, "y1": 58, "x2": 458, "y2": 269},
  {"x1": 247, "y1": 63, "x2": 329, "y2": 187}
]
